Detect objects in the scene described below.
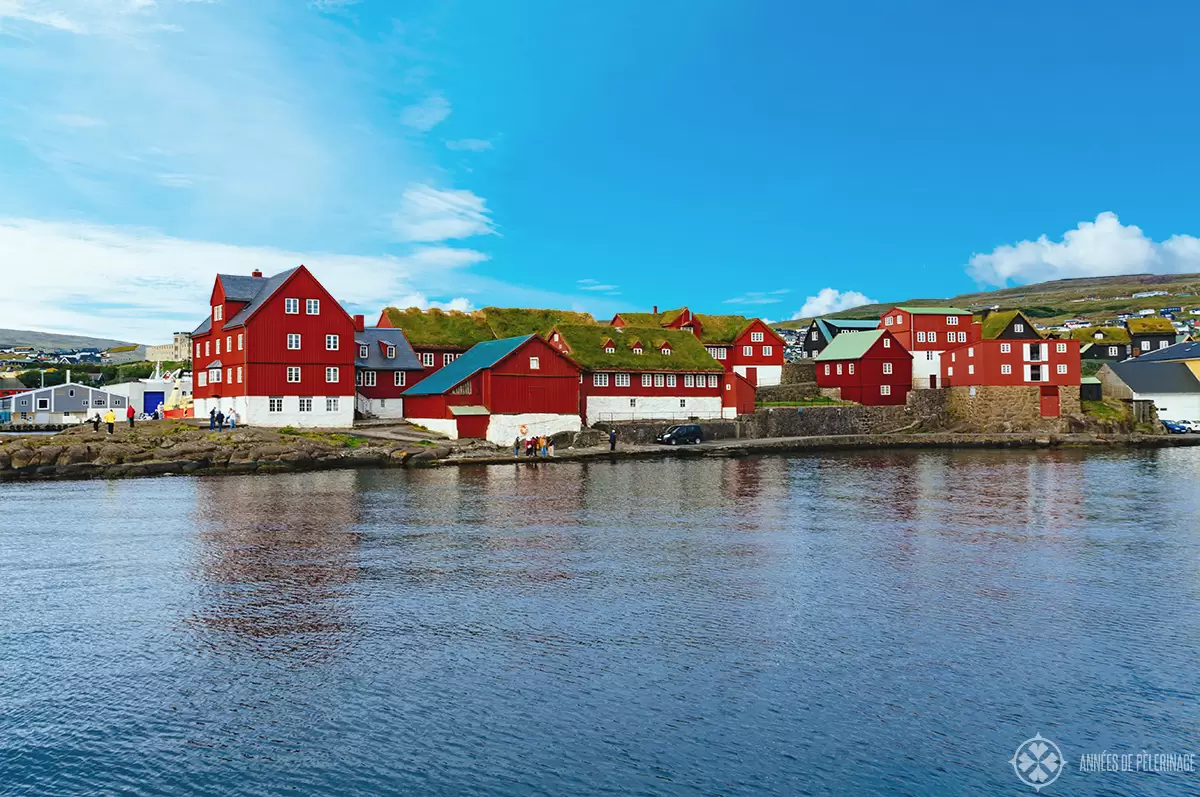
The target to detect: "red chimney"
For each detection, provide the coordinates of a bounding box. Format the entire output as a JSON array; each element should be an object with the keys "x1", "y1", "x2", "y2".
[
  {"x1": 251, "y1": 269, "x2": 263, "y2": 278},
  {"x1": 653, "y1": 305, "x2": 658, "y2": 314},
  {"x1": 353, "y1": 314, "x2": 365, "y2": 333}
]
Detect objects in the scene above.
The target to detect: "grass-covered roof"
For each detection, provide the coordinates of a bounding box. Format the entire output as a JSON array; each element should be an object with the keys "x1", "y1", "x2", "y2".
[
  {"x1": 482, "y1": 307, "x2": 597, "y2": 338},
  {"x1": 552, "y1": 324, "x2": 722, "y2": 371},
  {"x1": 1126, "y1": 317, "x2": 1176, "y2": 335},
  {"x1": 979, "y1": 310, "x2": 1042, "y2": 340},
  {"x1": 380, "y1": 306, "x2": 601, "y2": 348},
  {"x1": 1069, "y1": 326, "x2": 1131, "y2": 343},
  {"x1": 694, "y1": 314, "x2": 755, "y2": 344}
]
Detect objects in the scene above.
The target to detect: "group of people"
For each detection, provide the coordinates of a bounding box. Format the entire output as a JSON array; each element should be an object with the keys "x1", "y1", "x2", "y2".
[
  {"x1": 89, "y1": 403, "x2": 136, "y2": 435},
  {"x1": 208, "y1": 407, "x2": 239, "y2": 432},
  {"x1": 514, "y1": 434, "x2": 555, "y2": 458}
]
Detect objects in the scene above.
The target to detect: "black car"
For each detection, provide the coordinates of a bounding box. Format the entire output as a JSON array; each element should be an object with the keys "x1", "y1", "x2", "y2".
[{"x1": 656, "y1": 423, "x2": 702, "y2": 445}]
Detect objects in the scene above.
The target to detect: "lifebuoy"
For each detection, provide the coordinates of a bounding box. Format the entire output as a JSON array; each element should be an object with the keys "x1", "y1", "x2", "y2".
[{"x1": 519, "y1": 424, "x2": 529, "y2": 435}]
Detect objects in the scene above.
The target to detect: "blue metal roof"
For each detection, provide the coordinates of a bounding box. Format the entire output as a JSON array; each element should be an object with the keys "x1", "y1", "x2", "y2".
[
  {"x1": 1132, "y1": 340, "x2": 1200, "y2": 363},
  {"x1": 402, "y1": 335, "x2": 533, "y2": 396}
]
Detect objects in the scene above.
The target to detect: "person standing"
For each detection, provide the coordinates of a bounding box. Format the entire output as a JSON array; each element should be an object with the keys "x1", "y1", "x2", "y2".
[
  {"x1": 91, "y1": 413, "x2": 101, "y2": 433},
  {"x1": 228, "y1": 409, "x2": 238, "y2": 430},
  {"x1": 609, "y1": 429, "x2": 617, "y2": 452},
  {"x1": 209, "y1": 407, "x2": 217, "y2": 430},
  {"x1": 215, "y1": 409, "x2": 225, "y2": 432},
  {"x1": 126, "y1": 402, "x2": 136, "y2": 429},
  {"x1": 547, "y1": 437, "x2": 555, "y2": 458},
  {"x1": 538, "y1": 435, "x2": 547, "y2": 457},
  {"x1": 103, "y1": 408, "x2": 116, "y2": 435},
  {"x1": 525, "y1": 436, "x2": 535, "y2": 457},
  {"x1": 513, "y1": 436, "x2": 521, "y2": 457}
]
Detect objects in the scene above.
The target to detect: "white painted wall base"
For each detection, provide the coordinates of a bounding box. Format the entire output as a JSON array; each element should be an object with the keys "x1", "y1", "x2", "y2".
[
  {"x1": 734, "y1": 364, "x2": 782, "y2": 387},
  {"x1": 584, "y1": 395, "x2": 723, "y2": 425},
  {"x1": 194, "y1": 395, "x2": 354, "y2": 428},
  {"x1": 486, "y1": 413, "x2": 581, "y2": 446},
  {"x1": 361, "y1": 396, "x2": 405, "y2": 418},
  {"x1": 1136, "y1": 392, "x2": 1200, "y2": 420},
  {"x1": 407, "y1": 417, "x2": 459, "y2": 439},
  {"x1": 911, "y1": 351, "x2": 942, "y2": 388},
  {"x1": 722, "y1": 406, "x2": 738, "y2": 419}
]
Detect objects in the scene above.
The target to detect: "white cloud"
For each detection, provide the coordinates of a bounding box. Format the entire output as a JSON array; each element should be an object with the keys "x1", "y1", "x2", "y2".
[
  {"x1": 724, "y1": 289, "x2": 789, "y2": 305},
  {"x1": 791, "y1": 288, "x2": 876, "y2": 319},
  {"x1": 53, "y1": 114, "x2": 105, "y2": 128},
  {"x1": 392, "y1": 293, "x2": 474, "y2": 313},
  {"x1": 392, "y1": 183, "x2": 496, "y2": 242},
  {"x1": 577, "y1": 278, "x2": 619, "y2": 292},
  {"x1": 968, "y1": 212, "x2": 1200, "y2": 286},
  {"x1": 445, "y1": 138, "x2": 492, "y2": 152},
  {"x1": 0, "y1": 0, "x2": 159, "y2": 35},
  {"x1": 0, "y1": 218, "x2": 482, "y2": 342},
  {"x1": 156, "y1": 173, "x2": 196, "y2": 188},
  {"x1": 400, "y1": 95, "x2": 451, "y2": 132}
]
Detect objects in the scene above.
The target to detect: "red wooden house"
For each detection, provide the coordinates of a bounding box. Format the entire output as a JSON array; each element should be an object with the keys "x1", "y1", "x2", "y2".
[
  {"x1": 610, "y1": 307, "x2": 786, "y2": 386},
  {"x1": 815, "y1": 330, "x2": 913, "y2": 405},
  {"x1": 191, "y1": 266, "x2": 356, "y2": 426},
  {"x1": 940, "y1": 337, "x2": 1081, "y2": 416},
  {"x1": 878, "y1": 305, "x2": 978, "y2": 389},
  {"x1": 547, "y1": 324, "x2": 729, "y2": 423},
  {"x1": 401, "y1": 335, "x2": 582, "y2": 443},
  {"x1": 353, "y1": 323, "x2": 424, "y2": 419}
]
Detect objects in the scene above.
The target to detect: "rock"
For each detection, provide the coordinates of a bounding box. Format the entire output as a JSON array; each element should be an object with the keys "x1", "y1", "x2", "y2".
[
  {"x1": 9, "y1": 447, "x2": 35, "y2": 470},
  {"x1": 57, "y1": 445, "x2": 91, "y2": 466}
]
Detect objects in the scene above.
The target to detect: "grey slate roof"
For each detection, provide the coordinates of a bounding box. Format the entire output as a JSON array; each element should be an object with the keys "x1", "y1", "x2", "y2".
[
  {"x1": 1130, "y1": 340, "x2": 1200, "y2": 363},
  {"x1": 218, "y1": 274, "x2": 269, "y2": 301},
  {"x1": 192, "y1": 316, "x2": 212, "y2": 335},
  {"x1": 224, "y1": 268, "x2": 299, "y2": 328},
  {"x1": 355, "y1": 328, "x2": 423, "y2": 371},
  {"x1": 1108, "y1": 361, "x2": 1200, "y2": 394}
]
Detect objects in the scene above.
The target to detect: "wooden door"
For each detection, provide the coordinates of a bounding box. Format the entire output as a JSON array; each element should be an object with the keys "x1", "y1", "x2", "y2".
[{"x1": 1039, "y1": 386, "x2": 1060, "y2": 417}]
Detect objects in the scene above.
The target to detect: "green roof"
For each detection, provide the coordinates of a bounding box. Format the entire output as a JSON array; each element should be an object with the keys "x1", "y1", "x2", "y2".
[
  {"x1": 980, "y1": 309, "x2": 1041, "y2": 340},
  {"x1": 380, "y1": 306, "x2": 601, "y2": 348},
  {"x1": 614, "y1": 310, "x2": 671, "y2": 327},
  {"x1": 481, "y1": 307, "x2": 597, "y2": 338},
  {"x1": 1070, "y1": 326, "x2": 1131, "y2": 343},
  {"x1": 815, "y1": 330, "x2": 887, "y2": 361},
  {"x1": 1126, "y1": 317, "x2": 1175, "y2": 335},
  {"x1": 1081, "y1": 376, "x2": 1102, "y2": 384},
  {"x1": 694, "y1": 313, "x2": 755, "y2": 344},
  {"x1": 551, "y1": 324, "x2": 722, "y2": 371},
  {"x1": 895, "y1": 305, "x2": 971, "y2": 315},
  {"x1": 403, "y1": 336, "x2": 533, "y2": 396}
]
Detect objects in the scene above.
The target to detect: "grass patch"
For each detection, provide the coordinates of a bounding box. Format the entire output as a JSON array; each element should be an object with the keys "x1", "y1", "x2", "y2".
[
  {"x1": 278, "y1": 426, "x2": 368, "y2": 447},
  {"x1": 757, "y1": 397, "x2": 850, "y2": 407},
  {"x1": 1082, "y1": 399, "x2": 1128, "y2": 422}
]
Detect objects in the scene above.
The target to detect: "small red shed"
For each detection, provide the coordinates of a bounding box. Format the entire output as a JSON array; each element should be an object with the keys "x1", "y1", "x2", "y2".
[{"x1": 815, "y1": 330, "x2": 913, "y2": 406}]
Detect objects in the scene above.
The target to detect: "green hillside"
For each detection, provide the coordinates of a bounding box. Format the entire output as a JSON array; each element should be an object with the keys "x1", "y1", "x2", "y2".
[
  {"x1": 778, "y1": 273, "x2": 1200, "y2": 328},
  {"x1": 0, "y1": 329, "x2": 138, "y2": 351}
]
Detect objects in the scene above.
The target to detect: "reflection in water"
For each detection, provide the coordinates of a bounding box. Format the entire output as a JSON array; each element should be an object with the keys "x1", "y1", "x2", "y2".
[{"x1": 1, "y1": 449, "x2": 1198, "y2": 796}]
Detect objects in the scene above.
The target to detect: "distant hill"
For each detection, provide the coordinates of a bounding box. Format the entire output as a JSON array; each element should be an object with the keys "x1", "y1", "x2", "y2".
[
  {"x1": 778, "y1": 273, "x2": 1200, "y2": 328},
  {"x1": 0, "y1": 329, "x2": 138, "y2": 351}
]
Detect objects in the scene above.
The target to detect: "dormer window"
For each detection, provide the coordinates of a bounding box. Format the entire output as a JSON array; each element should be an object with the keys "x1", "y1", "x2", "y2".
[
  {"x1": 605, "y1": 345, "x2": 615, "y2": 354},
  {"x1": 660, "y1": 346, "x2": 671, "y2": 356},
  {"x1": 632, "y1": 346, "x2": 643, "y2": 355},
  {"x1": 386, "y1": 344, "x2": 396, "y2": 359},
  {"x1": 213, "y1": 305, "x2": 222, "y2": 322},
  {"x1": 359, "y1": 345, "x2": 369, "y2": 359}
]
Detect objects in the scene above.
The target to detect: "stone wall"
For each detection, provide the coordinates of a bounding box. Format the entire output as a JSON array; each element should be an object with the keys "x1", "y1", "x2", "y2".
[
  {"x1": 592, "y1": 418, "x2": 742, "y2": 445},
  {"x1": 941, "y1": 385, "x2": 1077, "y2": 433},
  {"x1": 740, "y1": 404, "x2": 915, "y2": 438},
  {"x1": 756, "y1": 382, "x2": 821, "y2": 402},
  {"x1": 781, "y1": 361, "x2": 816, "y2": 385}
]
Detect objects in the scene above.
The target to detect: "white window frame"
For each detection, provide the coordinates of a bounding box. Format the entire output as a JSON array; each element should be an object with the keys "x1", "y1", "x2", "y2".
[
  {"x1": 654, "y1": 373, "x2": 664, "y2": 387},
  {"x1": 284, "y1": 298, "x2": 299, "y2": 314},
  {"x1": 422, "y1": 353, "x2": 435, "y2": 367},
  {"x1": 928, "y1": 331, "x2": 937, "y2": 343},
  {"x1": 684, "y1": 374, "x2": 695, "y2": 387},
  {"x1": 593, "y1": 373, "x2": 609, "y2": 387},
  {"x1": 641, "y1": 374, "x2": 652, "y2": 387},
  {"x1": 213, "y1": 305, "x2": 222, "y2": 322},
  {"x1": 238, "y1": 333, "x2": 244, "y2": 351},
  {"x1": 394, "y1": 371, "x2": 406, "y2": 387},
  {"x1": 216, "y1": 338, "x2": 221, "y2": 355},
  {"x1": 763, "y1": 345, "x2": 773, "y2": 357},
  {"x1": 1108, "y1": 346, "x2": 1118, "y2": 356},
  {"x1": 306, "y1": 299, "x2": 320, "y2": 315},
  {"x1": 363, "y1": 370, "x2": 376, "y2": 387},
  {"x1": 883, "y1": 338, "x2": 891, "y2": 348},
  {"x1": 848, "y1": 362, "x2": 855, "y2": 375},
  {"x1": 298, "y1": 397, "x2": 313, "y2": 412},
  {"x1": 836, "y1": 363, "x2": 843, "y2": 375},
  {"x1": 326, "y1": 367, "x2": 339, "y2": 383},
  {"x1": 237, "y1": 366, "x2": 243, "y2": 383},
  {"x1": 444, "y1": 353, "x2": 456, "y2": 366},
  {"x1": 824, "y1": 364, "x2": 830, "y2": 375},
  {"x1": 751, "y1": 331, "x2": 764, "y2": 342},
  {"x1": 386, "y1": 344, "x2": 396, "y2": 359},
  {"x1": 1014, "y1": 323, "x2": 1024, "y2": 332},
  {"x1": 197, "y1": 372, "x2": 207, "y2": 387},
  {"x1": 615, "y1": 373, "x2": 631, "y2": 388},
  {"x1": 1001, "y1": 364, "x2": 1012, "y2": 375},
  {"x1": 916, "y1": 331, "x2": 926, "y2": 343},
  {"x1": 880, "y1": 384, "x2": 891, "y2": 396},
  {"x1": 1000, "y1": 343, "x2": 1012, "y2": 353},
  {"x1": 269, "y1": 397, "x2": 283, "y2": 412},
  {"x1": 287, "y1": 334, "x2": 301, "y2": 350},
  {"x1": 743, "y1": 345, "x2": 753, "y2": 356},
  {"x1": 667, "y1": 374, "x2": 676, "y2": 387},
  {"x1": 327, "y1": 334, "x2": 340, "y2": 351},
  {"x1": 957, "y1": 332, "x2": 966, "y2": 343},
  {"x1": 883, "y1": 362, "x2": 893, "y2": 375},
  {"x1": 287, "y1": 366, "x2": 301, "y2": 383},
  {"x1": 947, "y1": 316, "x2": 959, "y2": 325},
  {"x1": 1057, "y1": 364, "x2": 1068, "y2": 374},
  {"x1": 529, "y1": 357, "x2": 540, "y2": 371},
  {"x1": 326, "y1": 397, "x2": 339, "y2": 412},
  {"x1": 359, "y1": 345, "x2": 370, "y2": 359},
  {"x1": 708, "y1": 374, "x2": 718, "y2": 388}
]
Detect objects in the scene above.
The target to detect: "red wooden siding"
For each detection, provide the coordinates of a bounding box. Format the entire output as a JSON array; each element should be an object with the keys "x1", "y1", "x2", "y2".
[
  {"x1": 940, "y1": 339, "x2": 1081, "y2": 387},
  {"x1": 879, "y1": 308, "x2": 978, "y2": 351},
  {"x1": 814, "y1": 332, "x2": 912, "y2": 406}
]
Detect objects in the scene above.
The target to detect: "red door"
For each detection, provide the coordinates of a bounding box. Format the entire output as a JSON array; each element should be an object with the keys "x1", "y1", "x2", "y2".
[
  {"x1": 745, "y1": 367, "x2": 757, "y2": 387},
  {"x1": 456, "y1": 414, "x2": 490, "y2": 439},
  {"x1": 929, "y1": 375, "x2": 938, "y2": 389},
  {"x1": 1039, "y1": 386, "x2": 1060, "y2": 417}
]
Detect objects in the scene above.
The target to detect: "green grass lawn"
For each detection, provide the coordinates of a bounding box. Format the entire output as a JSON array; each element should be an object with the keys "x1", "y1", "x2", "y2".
[{"x1": 1081, "y1": 399, "x2": 1128, "y2": 422}]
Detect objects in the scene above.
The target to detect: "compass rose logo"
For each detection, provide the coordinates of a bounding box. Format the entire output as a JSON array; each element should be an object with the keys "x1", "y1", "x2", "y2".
[{"x1": 1011, "y1": 733, "x2": 1064, "y2": 792}]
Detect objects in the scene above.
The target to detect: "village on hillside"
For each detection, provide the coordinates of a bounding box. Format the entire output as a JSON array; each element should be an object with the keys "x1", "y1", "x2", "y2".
[{"x1": 4, "y1": 267, "x2": 1200, "y2": 438}]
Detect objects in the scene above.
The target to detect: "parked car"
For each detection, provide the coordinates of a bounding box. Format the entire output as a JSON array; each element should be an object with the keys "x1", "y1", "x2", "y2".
[
  {"x1": 656, "y1": 423, "x2": 703, "y2": 445},
  {"x1": 1161, "y1": 420, "x2": 1189, "y2": 434},
  {"x1": 1181, "y1": 420, "x2": 1200, "y2": 433}
]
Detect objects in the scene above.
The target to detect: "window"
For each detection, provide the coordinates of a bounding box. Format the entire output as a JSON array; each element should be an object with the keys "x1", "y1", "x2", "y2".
[
  {"x1": 629, "y1": 398, "x2": 637, "y2": 408},
  {"x1": 284, "y1": 298, "x2": 299, "y2": 314},
  {"x1": 299, "y1": 397, "x2": 313, "y2": 412},
  {"x1": 306, "y1": 299, "x2": 320, "y2": 315},
  {"x1": 1108, "y1": 346, "x2": 1118, "y2": 356},
  {"x1": 1014, "y1": 323, "x2": 1024, "y2": 332},
  {"x1": 205, "y1": 341, "x2": 210, "y2": 357},
  {"x1": 422, "y1": 353, "x2": 435, "y2": 367},
  {"x1": 763, "y1": 346, "x2": 773, "y2": 356},
  {"x1": 363, "y1": 371, "x2": 376, "y2": 387},
  {"x1": 451, "y1": 382, "x2": 472, "y2": 395},
  {"x1": 885, "y1": 316, "x2": 893, "y2": 326},
  {"x1": 947, "y1": 367, "x2": 954, "y2": 376},
  {"x1": 1057, "y1": 364, "x2": 1068, "y2": 374},
  {"x1": 68, "y1": 389, "x2": 74, "y2": 397},
  {"x1": 356, "y1": 371, "x2": 363, "y2": 386},
  {"x1": 326, "y1": 335, "x2": 340, "y2": 351},
  {"x1": 917, "y1": 331, "x2": 926, "y2": 343},
  {"x1": 213, "y1": 305, "x2": 222, "y2": 321},
  {"x1": 824, "y1": 364, "x2": 830, "y2": 375},
  {"x1": 237, "y1": 366, "x2": 243, "y2": 383},
  {"x1": 226, "y1": 336, "x2": 232, "y2": 353},
  {"x1": 667, "y1": 374, "x2": 677, "y2": 387},
  {"x1": 269, "y1": 397, "x2": 283, "y2": 412},
  {"x1": 743, "y1": 345, "x2": 753, "y2": 356},
  {"x1": 1001, "y1": 364, "x2": 1012, "y2": 375},
  {"x1": 1159, "y1": 341, "x2": 1169, "y2": 349},
  {"x1": 198, "y1": 372, "x2": 207, "y2": 387},
  {"x1": 680, "y1": 399, "x2": 687, "y2": 408},
  {"x1": 216, "y1": 338, "x2": 221, "y2": 355},
  {"x1": 287, "y1": 367, "x2": 301, "y2": 383},
  {"x1": 615, "y1": 373, "x2": 631, "y2": 387},
  {"x1": 707, "y1": 346, "x2": 719, "y2": 358},
  {"x1": 714, "y1": 348, "x2": 726, "y2": 360},
  {"x1": 195, "y1": 343, "x2": 201, "y2": 358},
  {"x1": 848, "y1": 362, "x2": 855, "y2": 374},
  {"x1": 951, "y1": 353, "x2": 956, "y2": 362},
  {"x1": 394, "y1": 371, "x2": 406, "y2": 387},
  {"x1": 529, "y1": 357, "x2": 540, "y2": 370},
  {"x1": 708, "y1": 375, "x2": 718, "y2": 387},
  {"x1": 632, "y1": 346, "x2": 643, "y2": 355},
  {"x1": 287, "y1": 334, "x2": 301, "y2": 350},
  {"x1": 928, "y1": 331, "x2": 937, "y2": 343},
  {"x1": 660, "y1": 347, "x2": 671, "y2": 356},
  {"x1": 325, "y1": 397, "x2": 339, "y2": 412},
  {"x1": 751, "y1": 331, "x2": 764, "y2": 342},
  {"x1": 957, "y1": 332, "x2": 966, "y2": 343},
  {"x1": 208, "y1": 367, "x2": 222, "y2": 383},
  {"x1": 968, "y1": 365, "x2": 975, "y2": 375},
  {"x1": 883, "y1": 338, "x2": 891, "y2": 348},
  {"x1": 386, "y1": 344, "x2": 396, "y2": 359},
  {"x1": 642, "y1": 374, "x2": 653, "y2": 387},
  {"x1": 836, "y1": 363, "x2": 843, "y2": 375},
  {"x1": 880, "y1": 384, "x2": 891, "y2": 396},
  {"x1": 947, "y1": 316, "x2": 959, "y2": 325},
  {"x1": 326, "y1": 367, "x2": 339, "y2": 383},
  {"x1": 36, "y1": 397, "x2": 50, "y2": 410},
  {"x1": 968, "y1": 347, "x2": 974, "y2": 356},
  {"x1": 684, "y1": 374, "x2": 695, "y2": 387},
  {"x1": 1141, "y1": 340, "x2": 1150, "y2": 351},
  {"x1": 359, "y1": 344, "x2": 369, "y2": 359},
  {"x1": 1054, "y1": 342, "x2": 1067, "y2": 353},
  {"x1": 654, "y1": 374, "x2": 664, "y2": 387},
  {"x1": 238, "y1": 334, "x2": 243, "y2": 351},
  {"x1": 444, "y1": 353, "x2": 456, "y2": 366},
  {"x1": 593, "y1": 373, "x2": 609, "y2": 387},
  {"x1": 1000, "y1": 343, "x2": 1012, "y2": 353},
  {"x1": 227, "y1": 368, "x2": 232, "y2": 384},
  {"x1": 883, "y1": 362, "x2": 893, "y2": 374},
  {"x1": 605, "y1": 346, "x2": 615, "y2": 354}
]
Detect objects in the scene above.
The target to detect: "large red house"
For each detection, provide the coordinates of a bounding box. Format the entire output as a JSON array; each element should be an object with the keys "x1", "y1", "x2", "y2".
[
  {"x1": 878, "y1": 305, "x2": 978, "y2": 389},
  {"x1": 610, "y1": 307, "x2": 786, "y2": 386},
  {"x1": 353, "y1": 325, "x2": 424, "y2": 419},
  {"x1": 815, "y1": 330, "x2": 913, "y2": 405},
  {"x1": 191, "y1": 266, "x2": 356, "y2": 426},
  {"x1": 401, "y1": 335, "x2": 581, "y2": 443},
  {"x1": 547, "y1": 324, "x2": 729, "y2": 423},
  {"x1": 940, "y1": 337, "x2": 1081, "y2": 416}
]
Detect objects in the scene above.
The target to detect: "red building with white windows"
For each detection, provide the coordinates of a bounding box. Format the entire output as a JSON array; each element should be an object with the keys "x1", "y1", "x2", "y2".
[
  {"x1": 878, "y1": 306, "x2": 978, "y2": 389},
  {"x1": 548, "y1": 324, "x2": 728, "y2": 423},
  {"x1": 402, "y1": 335, "x2": 582, "y2": 443},
  {"x1": 940, "y1": 337, "x2": 1081, "y2": 416},
  {"x1": 353, "y1": 325, "x2": 424, "y2": 419},
  {"x1": 814, "y1": 330, "x2": 913, "y2": 405},
  {"x1": 610, "y1": 307, "x2": 786, "y2": 386},
  {"x1": 191, "y1": 266, "x2": 356, "y2": 426}
]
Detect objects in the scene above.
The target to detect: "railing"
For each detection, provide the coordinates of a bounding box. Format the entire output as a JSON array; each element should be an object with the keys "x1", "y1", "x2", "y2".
[
  {"x1": 596, "y1": 411, "x2": 713, "y2": 422},
  {"x1": 354, "y1": 392, "x2": 373, "y2": 418}
]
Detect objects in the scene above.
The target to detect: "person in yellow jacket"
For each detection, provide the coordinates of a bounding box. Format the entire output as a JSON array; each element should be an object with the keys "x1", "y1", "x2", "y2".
[{"x1": 103, "y1": 408, "x2": 116, "y2": 435}]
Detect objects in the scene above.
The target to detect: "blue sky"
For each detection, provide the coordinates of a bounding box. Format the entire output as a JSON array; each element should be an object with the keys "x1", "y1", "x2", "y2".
[{"x1": 4, "y1": 1, "x2": 1200, "y2": 340}]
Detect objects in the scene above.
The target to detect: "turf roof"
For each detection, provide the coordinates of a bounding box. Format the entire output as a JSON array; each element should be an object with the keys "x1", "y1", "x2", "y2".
[
  {"x1": 694, "y1": 313, "x2": 756, "y2": 344},
  {"x1": 1069, "y1": 326, "x2": 1131, "y2": 343},
  {"x1": 979, "y1": 310, "x2": 1042, "y2": 340},
  {"x1": 379, "y1": 306, "x2": 600, "y2": 348},
  {"x1": 551, "y1": 324, "x2": 722, "y2": 371},
  {"x1": 481, "y1": 307, "x2": 597, "y2": 338},
  {"x1": 1126, "y1": 317, "x2": 1176, "y2": 335}
]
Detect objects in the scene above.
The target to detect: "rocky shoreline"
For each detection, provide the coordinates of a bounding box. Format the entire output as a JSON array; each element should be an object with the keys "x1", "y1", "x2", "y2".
[{"x1": 2, "y1": 420, "x2": 1199, "y2": 482}]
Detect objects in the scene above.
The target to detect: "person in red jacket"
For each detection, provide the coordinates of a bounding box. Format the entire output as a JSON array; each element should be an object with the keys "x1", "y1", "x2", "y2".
[{"x1": 126, "y1": 402, "x2": 136, "y2": 429}]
